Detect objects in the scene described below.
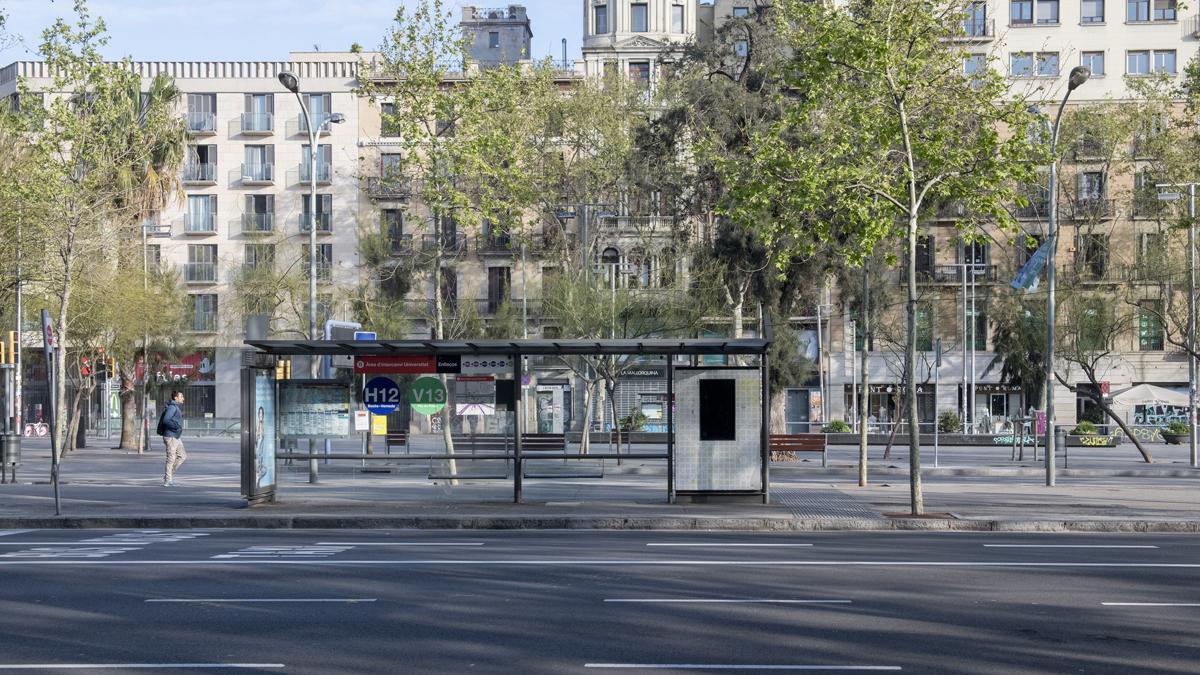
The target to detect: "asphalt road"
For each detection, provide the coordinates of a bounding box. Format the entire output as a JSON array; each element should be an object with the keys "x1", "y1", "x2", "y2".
[{"x1": 0, "y1": 529, "x2": 1197, "y2": 673}]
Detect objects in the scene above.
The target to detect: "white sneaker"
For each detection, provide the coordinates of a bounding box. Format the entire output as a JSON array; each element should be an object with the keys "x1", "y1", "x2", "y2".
[{"x1": 162, "y1": 480, "x2": 171, "y2": 487}]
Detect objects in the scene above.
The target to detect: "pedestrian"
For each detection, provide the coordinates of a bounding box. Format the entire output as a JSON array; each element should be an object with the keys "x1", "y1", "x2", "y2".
[{"x1": 157, "y1": 390, "x2": 187, "y2": 487}]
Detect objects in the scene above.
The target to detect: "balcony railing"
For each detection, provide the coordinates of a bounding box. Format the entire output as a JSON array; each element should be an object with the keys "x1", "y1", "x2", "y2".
[
  {"x1": 303, "y1": 262, "x2": 332, "y2": 282},
  {"x1": 182, "y1": 162, "x2": 216, "y2": 183},
  {"x1": 240, "y1": 112, "x2": 273, "y2": 134},
  {"x1": 903, "y1": 264, "x2": 998, "y2": 284},
  {"x1": 596, "y1": 214, "x2": 678, "y2": 232},
  {"x1": 1066, "y1": 198, "x2": 1116, "y2": 221},
  {"x1": 241, "y1": 213, "x2": 275, "y2": 234},
  {"x1": 183, "y1": 213, "x2": 216, "y2": 234},
  {"x1": 184, "y1": 262, "x2": 217, "y2": 284},
  {"x1": 367, "y1": 176, "x2": 411, "y2": 199},
  {"x1": 389, "y1": 234, "x2": 414, "y2": 256},
  {"x1": 191, "y1": 313, "x2": 217, "y2": 333},
  {"x1": 186, "y1": 111, "x2": 215, "y2": 134},
  {"x1": 299, "y1": 213, "x2": 332, "y2": 233},
  {"x1": 298, "y1": 113, "x2": 335, "y2": 134},
  {"x1": 1132, "y1": 195, "x2": 1170, "y2": 219},
  {"x1": 534, "y1": 231, "x2": 577, "y2": 255},
  {"x1": 477, "y1": 235, "x2": 517, "y2": 255},
  {"x1": 240, "y1": 163, "x2": 274, "y2": 184},
  {"x1": 959, "y1": 18, "x2": 995, "y2": 38},
  {"x1": 421, "y1": 234, "x2": 468, "y2": 254},
  {"x1": 299, "y1": 162, "x2": 332, "y2": 184},
  {"x1": 1013, "y1": 200, "x2": 1050, "y2": 219}
]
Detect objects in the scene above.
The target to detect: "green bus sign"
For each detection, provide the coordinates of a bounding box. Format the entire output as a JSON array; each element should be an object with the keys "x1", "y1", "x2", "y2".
[{"x1": 409, "y1": 376, "x2": 447, "y2": 415}]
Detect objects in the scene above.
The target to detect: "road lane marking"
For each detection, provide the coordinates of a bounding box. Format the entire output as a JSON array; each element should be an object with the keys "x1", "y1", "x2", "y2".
[
  {"x1": 0, "y1": 547, "x2": 141, "y2": 559},
  {"x1": 605, "y1": 599, "x2": 851, "y2": 604},
  {"x1": 0, "y1": 665, "x2": 285, "y2": 670},
  {"x1": 1102, "y1": 602, "x2": 1200, "y2": 606},
  {"x1": 147, "y1": 598, "x2": 376, "y2": 603},
  {"x1": 585, "y1": 665, "x2": 900, "y2": 671},
  {"x1": 647, "y1": 543, "x2": 814, "y2": 548},
  {"x1": 319, "y1": 538, "x2": 487, "y2": 542},
  {"x1": 212, "y1": 545, "x2": 354, "y2": 559},
  {"x1": 984, "y1": 545, "x2": 1159, "y2": 549},
  {"x1": 0, "y1": 530, "x2": 36, "y2": 537},
  {"x1": 1, "y1": 559, "x2": 1199, "y2": 567}
]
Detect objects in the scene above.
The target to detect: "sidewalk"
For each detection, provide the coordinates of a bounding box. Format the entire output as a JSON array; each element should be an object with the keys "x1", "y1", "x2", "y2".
[{"x1": 0, "y1": 437, "x2": 1197, "y2": 532}]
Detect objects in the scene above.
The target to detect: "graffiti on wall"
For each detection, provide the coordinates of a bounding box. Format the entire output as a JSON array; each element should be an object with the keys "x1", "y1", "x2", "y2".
[
  {"x1": 992, "y1": 435, "x2": 1036, "y2": 446},
  {"x1": 1133, "y1": 404, "x2": 1188, "y2": 427}
]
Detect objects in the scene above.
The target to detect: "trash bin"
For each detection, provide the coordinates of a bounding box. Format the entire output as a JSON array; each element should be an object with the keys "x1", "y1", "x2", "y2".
[{"x1": 0, "y1": 433, "x2": 20, "y2": 482}]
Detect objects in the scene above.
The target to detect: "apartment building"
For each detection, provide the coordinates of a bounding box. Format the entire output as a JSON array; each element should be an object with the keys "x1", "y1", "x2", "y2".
[
  {"x1": 462, "y1": 5, "x2": 534, "y2": 67},
  {"x1": 0, "y1": 53, "x2": 364, "y2": 426},
  {"x1": 815, "y1": 0, "x2": 1200, "y2": 434}
]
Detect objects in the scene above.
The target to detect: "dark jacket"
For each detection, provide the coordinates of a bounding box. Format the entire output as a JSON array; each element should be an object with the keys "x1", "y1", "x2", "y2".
[{"x1": 158, "y1": 401, "x2": 183, "y2": 439}]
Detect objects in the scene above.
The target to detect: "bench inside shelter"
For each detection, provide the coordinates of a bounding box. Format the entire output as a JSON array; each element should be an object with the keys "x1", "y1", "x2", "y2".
[{"x1": 769, "y1": 433, "x2": 828, "y2": 467}]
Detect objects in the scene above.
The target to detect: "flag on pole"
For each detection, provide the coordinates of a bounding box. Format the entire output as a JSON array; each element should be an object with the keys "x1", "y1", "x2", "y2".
[{"x1": 1010, "y1": 240, "x2": 1051, "y2": 293}]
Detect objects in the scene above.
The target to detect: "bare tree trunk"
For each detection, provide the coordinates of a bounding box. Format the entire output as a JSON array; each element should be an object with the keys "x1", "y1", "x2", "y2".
[
  {"x1": 1100, "y1": 398, "x2": 1153, "y2": 463},
  {"x1": 883, "y1": 391, "x2": 904, "y2": 460},
  {"x1": 65, "y1": 385, "x2": 85, "y2": 453},
  {"x1": 605, "y1": 374, "x2": 622, "y2": 465},
  {"x1": 859, "y1": 263, "x2": 870, "y2": 487},
  {"x1": 431, "y1": 254, "x2": 457, "y2": 485}
]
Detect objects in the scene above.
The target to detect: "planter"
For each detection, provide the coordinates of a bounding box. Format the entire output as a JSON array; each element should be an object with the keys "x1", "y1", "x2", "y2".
[{"x1": 1162, "y1": 432, "x2": 1186, "y2": 445}]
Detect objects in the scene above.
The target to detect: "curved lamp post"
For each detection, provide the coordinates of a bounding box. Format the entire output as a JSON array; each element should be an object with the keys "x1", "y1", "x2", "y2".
[
  {"x1": 278, "y1": 70, "x2": 344, "y2": 371},
  {"x1": 1034, "y1": 65, "x2": 1090, "y2": 488}
]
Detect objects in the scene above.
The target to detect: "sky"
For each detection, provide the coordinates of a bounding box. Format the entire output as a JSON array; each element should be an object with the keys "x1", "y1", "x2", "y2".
[{"x1": 0, "y1": 0, "x2": 584, "y2": 64}]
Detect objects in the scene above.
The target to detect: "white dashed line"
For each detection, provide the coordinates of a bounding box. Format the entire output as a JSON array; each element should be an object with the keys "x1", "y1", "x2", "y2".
[
  {"x1": 584, "y1": 665, "x2": 900, "y2": 671},
  {"x1": 647, "y1": 543, "x2": 814, "y2": 548},
  {"x1": 1102, "y1": 602, "x2": 1200, "y2": 607},
  {"x1": 0, "y1": 664, "x2": 284, "y2": 670},
  {"x1": 605, "y1": 599, "x2": 851, "y2": 604},
  {"x1": 147, "y1": 598, "x2": 376, "y2": 603},
  {"x1": 314, "y1": 542, "x2": 484, "y2": 546},
  {"x1": 983, "y1": 545, "x2": 1159, "y2": 549}
]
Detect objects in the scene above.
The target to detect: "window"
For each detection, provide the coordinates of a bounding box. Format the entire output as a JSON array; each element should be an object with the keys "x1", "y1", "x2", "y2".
[
  {"x1": 631, "y1": 3, "x2": 648, "y2": 32},
  {"x1": 965, "y1": 2, "x2": 988, "y2": 35},
  {"x1": 242, "y1": 144, "x2": 274, "y2": 181},
  {"x1": 699, "y1": 380, "x2": 737, "y2": 441},
  {"x1": 629, "y1": 61, "x2": 651, "y2": 86},
  {"x1": 380, "y1": 153, "x2": 402, "y2": 178},
  {"x1": 1076, "y1": 233, "x2": 1109, "y2": 278},
  {"x1": 1154, "y1": 49, "x2": 1176, "y2": 74},
  {"x1": 303, "y1": 244, "x2": 333, "y2": 282},
  {"x1": 1036, "y1": 52, "x2": 1059, "y2": 76},
  {"x1": 1081, "y1": 51, "x2": 1105, "y2": 76},
  {"x1": 185, "y1": 144, "x2": 216, "y2": 181},
  {"x1": 1128, "y1": 0, "x2": 1150, "y2": 20},
  {"x1": 1079, "y1": 300, "x2": 1107, "y2": 351},
  {"x1": 244, "y1": 194, "x2": 274, "y2": 233},
  {"x1": 244, "y1": 244, "x2": 274, "y2": 270},
  {"x1": 1037, "y1": 0, "x2": 1059, "y2": 23},
  {"x1": 301, "y1": 194, "x2": 333, "y2": 232},
  {"x1": 1010, "y1": 52, "x2": 1034, "y2": 76},
  {"x1": 186, "y1": 245, "x2": 216, "y2": 283},
  {"x1": 967, "y1": 304, "x2": 988, "y2": 351},
  {"x1": 186, "y1": 93, "x2": 215, "y2": 132},
  {"x1": 242, "y1": 93, "x2": 273, "y2": 132},
  {"x1": 1078, "y1": 171, "x2": 1106, "y2": 200},
  {"x1": 439, "y1": 267, "x2": 458, "y2": 310},
  {"x1": 488, "y1": 31, "x2": 499, "y2": 49},
  {"x1": 1011, "y1": 0, "x2": 1033, "y2": 24},
  {"x1": 147, "y1": 245, "x2": 161, "y2": 272},
  {"x1": 1154, "y1": 0, "x2": 1176, "y2": 19},
  {"x1": 1019, "y1": 235, "x2": 1045, "y2": 265},
  {"x1": 1082, "y1": 0, "x2": 1105, "y2": 22},
  {"x1": 964, "y1": 239, "x2": 989, "y2": 266},
  {"x1": 734, "y1": 39, "x2": 749, "y2": 57},
  {"x1": 302, "y1": 93, "x2": 332, "y2": 130},
  {"x1": 487, "y1": 266, "x2": 511, "y2": 313},
  {"x1": 672, "y1": 4, "x2": 684, "y2": 32},
  {"x1": 595, "y1": 4, "x2": 608, "y2": 34},
  {"x1": 963, "y1": 53, "x2": 987, "y2": 78},
  {"x1": 301, "y1": 144, "x2": 332, "y2": 182},
  {"x1": 1138, "y1": 300, "x2": 1165, "y2": 350},
  {"x1": 733, "y1": 6, "x2": 750, "y2": 18},
  {"x1": 191, "y1": 295, "x2": 217, "y2": 332},
  {"x1": 1127, "y1": 50, "x2": 1150, "y2": 75},
  {"x1": 916, "y1": 304, "x2": 934, "y2": 351},
  {"x1": 915, "y1": 234, "x2": 934, "y2": 274},
  {"x1": 185, "y1": 195, "x2": 216, "y2": 233}
]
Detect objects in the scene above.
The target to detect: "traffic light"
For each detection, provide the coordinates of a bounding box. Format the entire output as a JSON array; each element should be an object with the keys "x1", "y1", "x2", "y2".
[
  {"x1": 0, "y1": 340, "x2": 6, "y2": 365},
  {"x1": 81, "y1": 356, "x2": 90, "y2": 377},
  {"x1": 275, "y1": 358, "x2": 291, "y2": 380},
  {"x1": 6, "y1": 331, "x2": 14, "y2": 365},
  {"x1": 109, "y1": 356, "x2": 117, "y2": 376}
]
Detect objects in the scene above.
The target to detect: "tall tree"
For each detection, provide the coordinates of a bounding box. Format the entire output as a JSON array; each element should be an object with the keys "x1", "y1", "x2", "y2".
[{"x1": 726, "y1": 0, "x2": 1039, "y2": 514}]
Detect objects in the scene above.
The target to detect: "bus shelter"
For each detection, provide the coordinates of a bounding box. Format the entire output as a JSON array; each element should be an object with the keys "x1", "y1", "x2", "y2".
[{"x1": 240, "y1": 336, "x2": 772, "y2": 505}]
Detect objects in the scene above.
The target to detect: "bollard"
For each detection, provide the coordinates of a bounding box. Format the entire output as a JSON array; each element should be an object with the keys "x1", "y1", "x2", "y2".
[
  {"x1": 0, "y1": 433, "x2": 20, "y2": 483},
  {"x1": 1055, "y1": 426, "x2": 1067, "y2": 470}
]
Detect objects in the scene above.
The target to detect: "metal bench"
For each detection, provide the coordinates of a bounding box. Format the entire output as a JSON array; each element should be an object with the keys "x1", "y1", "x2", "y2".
[
  {"x1": 520, "y1": 433, "x2": 603, "y2": 479},
  {"x1": 384, "y1": 431, "x2": 408, "y2": 454},
  {"x1": 769, "y1": 433, "x2": 828, "y2": 467}
]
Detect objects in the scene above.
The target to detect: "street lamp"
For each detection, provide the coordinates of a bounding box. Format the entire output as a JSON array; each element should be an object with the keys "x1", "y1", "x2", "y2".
[
  {"x1": 1156, "y1": 183, "x2": 1198, "y2": 468},
  {"x1": 278, "y1": 70, "x2": 345, "y2": 375},
  {"x1": 1033, "y1": 65, "x2": 1090, "y2": 488}
]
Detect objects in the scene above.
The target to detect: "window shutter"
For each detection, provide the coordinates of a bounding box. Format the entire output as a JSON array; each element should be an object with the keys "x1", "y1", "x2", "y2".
[
  {"x1": 266, "y1": 93, "x2": 274, "y2": 114},
  {"x1": 245, "y1": 195, "x2": 253, "y2": 213},
  {"x1": 265, "y1": 194, "x2": 274, "y2": 212},
  {"x1": 266, "y1": 144, "x2": 274, "y2": 166},
  {"x1": 208, "y1": 144, "x2": 217, "y2": 166}
]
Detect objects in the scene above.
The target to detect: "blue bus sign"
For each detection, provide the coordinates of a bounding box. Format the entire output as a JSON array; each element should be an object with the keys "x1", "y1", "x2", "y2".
[{"x1": 363, "y1": 376, "x2": 401, "y2": 415}]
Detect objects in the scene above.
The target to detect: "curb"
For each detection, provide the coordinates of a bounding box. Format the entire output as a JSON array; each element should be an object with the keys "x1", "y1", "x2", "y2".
[
  {"x1": 1, "y1": 515, "x2": 1197, "y2": 532},
  {"x1": 770, "y1": 466, "x2": 1200, "y2": 479}
]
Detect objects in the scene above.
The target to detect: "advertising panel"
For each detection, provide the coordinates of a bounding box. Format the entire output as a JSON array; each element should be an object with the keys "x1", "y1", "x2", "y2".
[
  {"x1": 241, "y1": 367, "x2": 276, "y2": 502},
  {"x1": 277, "y1": 381, "x2": 352, "y2": 439},
  {"x1": 456, "y1": 375, "x2": 496, "y2": 416}
]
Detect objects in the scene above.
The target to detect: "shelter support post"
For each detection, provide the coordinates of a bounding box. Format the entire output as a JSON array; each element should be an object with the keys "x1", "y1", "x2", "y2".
[
  {"x1": 761, "y1": 351, "x2": 770, "y2": 505},
  {"x1": 514, "y1": 353, "x2": 523, "y2": 504},
  {"x1": 666, "y1": 359, "x2": 675, "y2": 504}
]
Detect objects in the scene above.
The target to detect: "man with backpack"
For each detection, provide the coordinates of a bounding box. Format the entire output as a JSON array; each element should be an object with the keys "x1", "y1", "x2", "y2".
[{"x1": 157, "y1": 390, "x2": 186, "y2": 487}]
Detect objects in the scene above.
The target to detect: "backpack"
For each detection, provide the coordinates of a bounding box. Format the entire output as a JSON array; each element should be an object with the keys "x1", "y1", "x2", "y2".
[{"x1": 156, "y1": 406, "x2": 170, "y2": 436}]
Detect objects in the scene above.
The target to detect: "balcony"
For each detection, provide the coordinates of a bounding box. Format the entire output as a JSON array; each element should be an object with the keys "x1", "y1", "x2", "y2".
[
  {"x1": 239, "y1": 163, "x2": 274, "y2": 186},
  {"x1": 298, "y1": 113, "x2": 336, "y2": 136},
  {"x1": 182, "y1": 162, "x2": 216, "y2": 185},
  {"x1": 1188, "y1": 15, "x2": 1200, "y2": 38},
  {"x1": 299, "y1": 212, "x2": 332, "y2": 234},
  {"x1": 420, "y1": 234, "x2": 468, "y2": 254},
  {"x1": 595, "y1": 214, "x2": 678, "y2": 233},
  {"x1": 304, "y1": 263, "x2": 332, "y2": 283},
  {"x1": 240, "y1": 213, "x2": 275, "y2": 235},
  {"x1": 477, "y1": 235, "x2": 517, "y2": 256},
  {"x1": 298, "y1": 162, "x2": 332, "y2": 185},
  {"x1": 184, "y1": 262, "x2": 217, "y2": 284},
  {"x1": 1132, "y1": 195, "x2": 1170, "y2": 219},
  {"x1": 240, "y1": 112, "x2": 273, "y2": 135},
  {"x1": 933, "y1": 201, "x2": 967, "y2": 220},
  {"x1": 186, "y1": 111, "x2": 216, "y2": 135},
  {"x1": 903, "y1": 264, "x2": 998, "y2": 284},
  {"x1": 1061, "y1": 263, "x2": 1119, "y2": 283},
  {"x1": 1066, "y1": 198, "x2": 1116, "y2": 221},
  {"x1": 534, "y1": 231, "x2": 577, "y2": 256},
  {"x1": 388, "y1": 234, "x2": 414, "y2": 256},
  {"x1": 367, "y1": 176, "x2": 411, "y2": 200},
  {"x1": 1013, "y1": 200, "x2": 1049, "y2": 219},
  {"x1": 141, "y1": 218, "x2": 171, "y2": 238},
  {"x1": 183, "y1": 213, "x2": 217, "y2": 235},
  {"x1": 955, "y1": 18, "x2": 995, "y2": 40}
]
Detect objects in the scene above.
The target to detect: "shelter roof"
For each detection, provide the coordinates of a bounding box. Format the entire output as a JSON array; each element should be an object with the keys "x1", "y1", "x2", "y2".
[{"x1": 244, "y1": 338, "x2": 771, "y2": 357}]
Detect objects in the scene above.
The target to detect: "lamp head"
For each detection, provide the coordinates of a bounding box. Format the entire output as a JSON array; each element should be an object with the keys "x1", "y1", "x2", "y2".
[
  {"x1": 330, "y1": 112, "x2": 346, "y2": 124},
  {"x1": 278, "y1": 71, "x2": 299, "y2": 93},
  {"x1": 1067, "y1": 66, "x2": 1090, "y2": 91}
]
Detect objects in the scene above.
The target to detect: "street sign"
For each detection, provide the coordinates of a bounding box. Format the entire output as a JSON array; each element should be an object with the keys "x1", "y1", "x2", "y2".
[
  {"x1": 327, "y1": 320, "x2": 363, "y2": 369},
  {"x1": 461, "y1": 355, "x2": 513, "y2": 374},
  {"x1": 353, "y1": 331, "x2": 377, "y2": 341},
  {"x1": 355, "y1": 355, "x2": 435, "y2": 374},
  {"x1": 363, "y1": 376, "x2": 402, "y2": 415},
  {"x1": 353, "y1": 410, "x2": 370, "y2": 432},
  {"x1": 409, "y1": 376, "x2": 448, "y2": 416},
  {"x1": 371, "y1": 413, "x2": 388, "y2": 436}
]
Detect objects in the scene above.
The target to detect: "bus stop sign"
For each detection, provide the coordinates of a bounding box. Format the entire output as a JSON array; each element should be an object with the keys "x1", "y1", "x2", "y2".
[{"x1": 363, "y1": 377, "x2": 401, "y2": 415}]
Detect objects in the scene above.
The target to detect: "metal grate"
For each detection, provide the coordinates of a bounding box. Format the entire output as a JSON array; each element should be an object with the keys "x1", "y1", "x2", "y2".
[{"x1": 775, "y1": 488, "x2": 883, "y2": 520}]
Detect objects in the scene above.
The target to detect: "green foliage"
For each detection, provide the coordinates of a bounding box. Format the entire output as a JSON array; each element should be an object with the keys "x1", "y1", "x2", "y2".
[
  {"x1": 1071, "y1": 421, "x2": 1099, "y2": 436},
  {"x1": 822, "y1": 420, "x2": 851, "y2": 433},
  {"x1": 1166, "y1": 421, "x2": 1190, "y2": 434},
  {"x1": 620, "y1": 409, "x2": 648, "y2": 433},
  {"x1": 938, "y1": 411, "x2": 962, "y2": 434}
]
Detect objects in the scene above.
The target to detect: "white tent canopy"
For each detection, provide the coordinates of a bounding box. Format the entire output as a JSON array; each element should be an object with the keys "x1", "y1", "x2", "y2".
[{"x1": 1110, "y1": 383, "x2": 1189, "y2": 406}]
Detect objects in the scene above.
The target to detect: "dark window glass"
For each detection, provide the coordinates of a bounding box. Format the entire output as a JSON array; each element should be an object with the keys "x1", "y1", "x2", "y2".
[{"x1": 699, "y1": 379, "x2": 737, "y2": 441}]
